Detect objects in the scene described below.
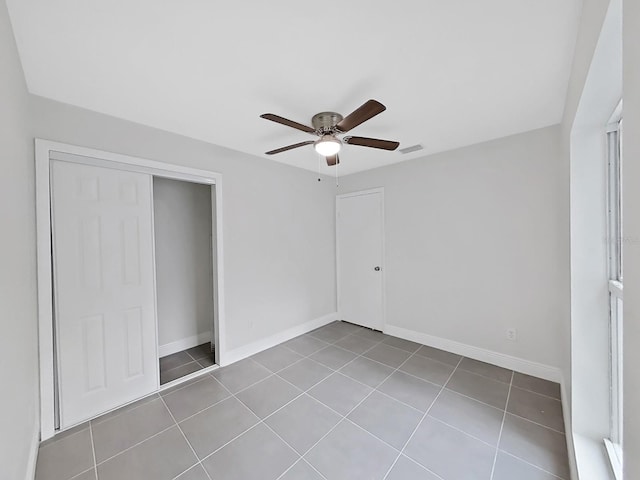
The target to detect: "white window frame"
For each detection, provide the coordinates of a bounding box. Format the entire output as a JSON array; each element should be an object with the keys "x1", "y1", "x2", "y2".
[
  {"x1": 606, "y1": 116, "x2": 622, "y2": 283},
  {"x1": 605, "y1": 101, "x2": 623, "y2": 480}
]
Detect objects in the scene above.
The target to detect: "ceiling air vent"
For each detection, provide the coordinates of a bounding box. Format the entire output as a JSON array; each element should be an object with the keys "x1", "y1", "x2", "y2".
[{"x1": 398, "y1": 144, "x2": 424, "y2": 154}]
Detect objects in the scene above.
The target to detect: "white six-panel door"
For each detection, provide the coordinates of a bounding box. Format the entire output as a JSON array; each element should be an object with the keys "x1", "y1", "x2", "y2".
[
  {"x1": 51, "y1": 160, "x2": 158, "y2": 428},
  {"x1": 337, "y1": 190, "x2": 384, "y2": 330}
]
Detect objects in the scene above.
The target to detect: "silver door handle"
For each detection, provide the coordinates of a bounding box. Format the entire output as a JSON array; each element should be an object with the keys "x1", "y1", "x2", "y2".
[{"x1": 374, "y1": 266, "x2": 381, "y2": 271}]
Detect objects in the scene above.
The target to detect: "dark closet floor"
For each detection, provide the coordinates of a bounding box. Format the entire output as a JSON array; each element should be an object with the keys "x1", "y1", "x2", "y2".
[{"x1": 159, "y1": 342, "x2": 216, "y2": 385}]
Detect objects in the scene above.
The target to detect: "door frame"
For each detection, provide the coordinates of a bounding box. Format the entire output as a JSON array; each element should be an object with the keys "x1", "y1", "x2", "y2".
[
  {"x1": 335, "y1": 187, "x2": 386, "y2": 331},
  {"x1": 36, "y1": 139, "x2": 227, "y2": 440}
]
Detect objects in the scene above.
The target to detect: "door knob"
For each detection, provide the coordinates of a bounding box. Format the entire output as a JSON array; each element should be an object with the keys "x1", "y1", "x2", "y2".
[{"x1": 374, "y1": 266, "x2": 381, "y2": 271}]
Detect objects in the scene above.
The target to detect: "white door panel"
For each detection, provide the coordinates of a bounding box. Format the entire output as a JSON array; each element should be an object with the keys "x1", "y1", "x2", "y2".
[
  {"x1": 51, "y1": 160, "x2": 158, "y2": 428},
  {"x1": 337, "y1": 191, "x2": 384, "y2": 330}
]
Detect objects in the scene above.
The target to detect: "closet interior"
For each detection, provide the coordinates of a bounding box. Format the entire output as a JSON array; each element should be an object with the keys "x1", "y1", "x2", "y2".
[{"x1": 153, "y1": 177, "x2": 216, "y2": 384}]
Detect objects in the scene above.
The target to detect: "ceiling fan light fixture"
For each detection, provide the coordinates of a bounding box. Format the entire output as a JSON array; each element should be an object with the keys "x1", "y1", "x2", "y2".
[{"x1": 314, "y1": 135, "x2": 341, "y2": 156}]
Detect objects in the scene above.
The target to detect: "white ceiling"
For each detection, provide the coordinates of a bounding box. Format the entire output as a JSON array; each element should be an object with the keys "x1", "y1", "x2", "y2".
[{"x1": 7, "y1": 0, "x2": 581, "y2": 176}]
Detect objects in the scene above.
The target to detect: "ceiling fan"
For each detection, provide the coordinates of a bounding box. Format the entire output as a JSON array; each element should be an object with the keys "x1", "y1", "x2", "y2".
[{"x1": 260, "y1": 99, "x2": 400, "y2": 166}]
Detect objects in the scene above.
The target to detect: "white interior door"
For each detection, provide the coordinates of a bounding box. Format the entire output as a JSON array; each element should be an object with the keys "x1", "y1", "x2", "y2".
[
  {"x1": 51, "y1": 160, "x2": 158, "y2": 428},
  {"x1": 337, "y1": 190, "x2": 384, "y2": 330}
]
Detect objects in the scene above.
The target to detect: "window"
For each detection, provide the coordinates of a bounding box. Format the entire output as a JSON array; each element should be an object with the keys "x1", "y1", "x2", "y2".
[
  {"x1": 605, "y1": 103, "x2": 623, "y2": 479},
  {"x1": 607, "y1": 116, "x2": 623, "y2": 283}
]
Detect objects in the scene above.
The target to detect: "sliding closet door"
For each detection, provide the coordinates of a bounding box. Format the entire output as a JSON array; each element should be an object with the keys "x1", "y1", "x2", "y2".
[{"x1": 51, "y1": 160, "x2": 158, "y2": 428}]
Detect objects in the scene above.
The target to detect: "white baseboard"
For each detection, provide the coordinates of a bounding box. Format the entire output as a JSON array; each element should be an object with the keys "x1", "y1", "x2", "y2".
[
  {"x1": 159, "y1": 331, "x2": 212, "y2": 358},
  {"x1": 222, "y1": 313, "x2": 339, "y2": 366},
  {"x1": 383, "y1": 324, "x2": 563, "y2": 382},
  {"x1": 26, "y1": 422, "x2": 39, "y2": 480}
]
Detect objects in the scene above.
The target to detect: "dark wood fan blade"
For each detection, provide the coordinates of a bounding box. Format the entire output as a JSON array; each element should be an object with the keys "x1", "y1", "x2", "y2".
[
  {"x1": 343, "y1": 136, "x2": 400, "y2": 151},
  {"x1": 260, "y1": 113, "x2": 316, "y2": 134},
  {"x1": 336, "y1": 100, "x2": 386, "y2": 132},
  {"x1": 265, "y1": 140, "x2": 315, "y2": 155},
  {"x1": 326, "y1": 154, "x2": 340, "y2": 166}
]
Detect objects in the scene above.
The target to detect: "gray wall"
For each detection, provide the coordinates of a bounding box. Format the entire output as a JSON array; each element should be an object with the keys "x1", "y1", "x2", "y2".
[
  {"x1": 337, "y1": 125, "x2": 568, "y2": 369},
  {"x1": 0, "y1": 0, "x2": 39, "y2": 477},
  {"x1": 153, "y1": 177, "x2": 214, "y2": 349},
  {"x1": 623, "y1": 0, "x2": 640, "y2": 477},
  {"x1": 30, "y1": 95, "x2": 338, "y2": 356}
]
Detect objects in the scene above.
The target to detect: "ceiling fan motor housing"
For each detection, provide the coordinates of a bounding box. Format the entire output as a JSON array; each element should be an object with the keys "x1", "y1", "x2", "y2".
[{"x1": 311, "y1": 112, "x2": 344, "y2": 133}]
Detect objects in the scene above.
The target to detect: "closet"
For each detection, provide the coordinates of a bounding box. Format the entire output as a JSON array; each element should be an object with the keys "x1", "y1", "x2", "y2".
[{"x1": 48, "y1": 152, "x2": 218, "y2": 430}]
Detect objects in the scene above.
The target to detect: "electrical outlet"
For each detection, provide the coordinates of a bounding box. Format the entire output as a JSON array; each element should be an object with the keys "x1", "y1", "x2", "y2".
[{"x1": 506, "y1": 328, "x2": 517, "y2": 341}]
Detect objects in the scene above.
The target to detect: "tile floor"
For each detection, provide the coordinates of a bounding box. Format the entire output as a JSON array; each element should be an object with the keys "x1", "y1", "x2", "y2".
[
  {"x1": 160, "y1": 343, "x2": 216, "y2": 385},
  {"x1": 35, "y1": 322, "x2": 569, "y2": 480}
]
